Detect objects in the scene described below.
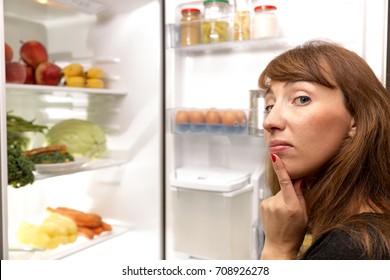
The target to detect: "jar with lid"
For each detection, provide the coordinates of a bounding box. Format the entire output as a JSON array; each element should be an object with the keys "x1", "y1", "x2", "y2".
[
  {"x1": 180, "y1": 8, "x2": 201, "y2": 46},
  {"x1": 252, "y1": 5, "x2": 279, "y2": 39},
  {"x1": 202, "y1": 0, "x2": 230, "y2": 44},
  {"x1": 233, "y1": 0, "x2": 250, "y2": 41}
]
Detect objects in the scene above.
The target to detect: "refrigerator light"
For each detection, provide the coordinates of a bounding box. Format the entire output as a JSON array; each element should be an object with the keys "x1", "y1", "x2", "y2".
[
  {"x1": 43, "y1": 108, "x2": 87, "y2": 119},
  {"x1": 34, "y1": 0, "x2": 106, "y2": 14}
]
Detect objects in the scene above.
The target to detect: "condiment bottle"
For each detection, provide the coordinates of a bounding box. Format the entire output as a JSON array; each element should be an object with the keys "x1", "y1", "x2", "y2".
[
  {"x1": 202, "y1": 0, "x2": 230, "y2": 44},
  {"x1": 180, "y1": 8, "x2": 201, "y2": 46},
  {"x1": 233, "y1": 0, "x2": 250, "y2": 41},
  {"x1": 252, "y1": 5, "x2": 278, "y2": 39}
]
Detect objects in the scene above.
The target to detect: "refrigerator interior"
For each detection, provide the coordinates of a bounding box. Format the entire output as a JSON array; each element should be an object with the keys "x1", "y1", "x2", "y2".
[
  {"x1": 164, "y1": 0, "x2": 388, "y2": 260},
  {"x1": 1, "y1": 0, "x2": 163, "y2": 260}
]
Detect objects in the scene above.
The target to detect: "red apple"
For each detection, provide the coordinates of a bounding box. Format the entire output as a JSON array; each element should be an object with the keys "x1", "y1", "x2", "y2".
[
  {"x1": 35, "y1": 61, "x2": 62, "y2": 86},
  {"x1": 22, "y1": 64, "x2": 35, "y2": 84},
  {"x1": 20, "y1": 40, "x2": 48, "y2": 69},
  {"x1": 6, "y1": 61, "x2": 27, "y2": 84},
  {"x1": 5, "y1": 43, "x2": 13, "y2": 62}
]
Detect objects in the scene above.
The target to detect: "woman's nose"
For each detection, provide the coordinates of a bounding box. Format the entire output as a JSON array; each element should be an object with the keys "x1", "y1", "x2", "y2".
[{"x1": 262, "y1": 104, "x2": 285, "y2": 132}]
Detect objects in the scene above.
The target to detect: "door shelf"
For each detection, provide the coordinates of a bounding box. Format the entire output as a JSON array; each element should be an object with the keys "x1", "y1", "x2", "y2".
[
  {"x1": 172, "y1": 122, "x2": 249, "y2": 136},
  {"x1": 5, "y1": 84, "x2": 128, "y2": 96},
  {"x1": 166, "y1": 23, "x2": 296, "y2": 53},
  {"x1": 168, "y1": 108, "x2": 264, "y2": 137}
]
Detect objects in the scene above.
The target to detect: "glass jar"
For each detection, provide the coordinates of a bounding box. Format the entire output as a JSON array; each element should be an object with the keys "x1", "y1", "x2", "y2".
[
  {"x1": 180, "y1": 8, "x2": 201, "y2": 46},
  {"x1": 202, "y1": 0, "x2": 230, "y2": 44},
  {"x1": 252, "y1": 5, "x2": 278, "y2": 39},
  {"x1": 233, "y1": 0, "x2": 250, "y2": 41}
]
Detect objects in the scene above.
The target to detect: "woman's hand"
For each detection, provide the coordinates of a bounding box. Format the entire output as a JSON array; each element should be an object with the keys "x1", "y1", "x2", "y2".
[{"x1": 260, "y1": 154, "x2": 308, "y2": 259}]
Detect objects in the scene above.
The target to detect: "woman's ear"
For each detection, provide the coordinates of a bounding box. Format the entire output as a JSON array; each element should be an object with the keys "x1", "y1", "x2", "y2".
[{"x1": 348, "y1": 118, "x2": 356, "y2": 137}]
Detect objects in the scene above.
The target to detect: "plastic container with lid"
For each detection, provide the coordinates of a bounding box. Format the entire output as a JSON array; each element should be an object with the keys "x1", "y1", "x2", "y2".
[
  {"x1": 202, "y1": 0, "x2": 231, "y2": 43},
  {"x1": 180, "y1": 8, "x2": 201, "y2": 46},
  {"x1": 252, "y1": 5, "x2": 279, "y2": 39},
  {"x1": 171, "y1": 166, "x2": 254, "y2": 259}
]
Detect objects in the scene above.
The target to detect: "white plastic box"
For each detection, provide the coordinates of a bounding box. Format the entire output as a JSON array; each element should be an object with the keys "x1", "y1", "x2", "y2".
[{"x1": 171, "y1": 166, "x2": 256, "y2": 259}]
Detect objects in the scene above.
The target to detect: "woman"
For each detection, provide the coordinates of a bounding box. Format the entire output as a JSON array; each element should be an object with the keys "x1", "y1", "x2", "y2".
[{"x1": 258, "y1": 40, "x2": 390, "y2": 260}]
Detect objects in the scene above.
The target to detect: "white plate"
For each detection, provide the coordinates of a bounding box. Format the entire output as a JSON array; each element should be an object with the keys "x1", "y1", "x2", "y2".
[{"x1": 35, "y1": 158, "x2": 89, "y2": 174}]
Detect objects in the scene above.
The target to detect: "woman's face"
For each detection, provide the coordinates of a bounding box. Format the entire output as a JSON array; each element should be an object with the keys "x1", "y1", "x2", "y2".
[{"x1": 263, "y1": 80, "x2": 355, "y2": 179}]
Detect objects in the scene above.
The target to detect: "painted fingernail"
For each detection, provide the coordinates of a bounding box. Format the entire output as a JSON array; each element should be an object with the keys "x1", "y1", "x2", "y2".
[{"x1": 271, "y1": 154, "x2": 276, "y2": 162}]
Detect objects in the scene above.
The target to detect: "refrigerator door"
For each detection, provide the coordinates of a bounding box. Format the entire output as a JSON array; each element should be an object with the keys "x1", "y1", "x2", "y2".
[{"x1": 164, "y1": 0, "x2": 388, "y2": 260}]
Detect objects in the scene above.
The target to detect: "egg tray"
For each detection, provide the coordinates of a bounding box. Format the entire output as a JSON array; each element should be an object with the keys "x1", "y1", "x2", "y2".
[{"x1": 172, "y1": 122, "x2": 248, "y2": 135}]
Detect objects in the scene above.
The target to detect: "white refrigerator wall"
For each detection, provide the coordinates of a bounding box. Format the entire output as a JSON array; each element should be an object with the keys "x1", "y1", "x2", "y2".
[
  {"x1": 3, "y1": 0, "x2": 163, "y2": 260},
  {"x1": 164, "y1": 0, "x2": 387, "y2": 259}
]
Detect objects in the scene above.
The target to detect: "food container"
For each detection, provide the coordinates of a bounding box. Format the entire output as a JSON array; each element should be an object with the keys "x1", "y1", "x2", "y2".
[
  {"x1": 252, "y1": 5, "x2": 279, "y2": 39},
  {"x1": 202, "y1": 0, "x2": 231, "y2": 43},
  {"x1": 233, "y1": 0, "x2": 250, "y2": 41},
  {"x1": 180, "y1": 8, "x2": 201, "y2": 46},
  {"x1": 171, "y1": 166, "x2": 254, "y2": 259}
]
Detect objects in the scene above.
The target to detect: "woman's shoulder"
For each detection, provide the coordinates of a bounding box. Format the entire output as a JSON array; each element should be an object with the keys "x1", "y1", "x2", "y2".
[
  {"x1": 302, "y1": 213, "x2": 390, "y2": 260},
  {"x1": 302, "y1": 227, "x2": 364, "y2": 259}
]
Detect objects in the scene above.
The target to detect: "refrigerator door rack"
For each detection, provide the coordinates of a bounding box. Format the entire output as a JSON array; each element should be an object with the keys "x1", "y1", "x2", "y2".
[
  {"x1": 167, "y1": 0, "x2": 280, "y2": 49},
  {"x1": 169, "y1": 108, "x2": 265, "y2": 136},
  {"x1": 172, "y1": 122, "x2": 248, "y2": 135},
  {"x1": 166, "y1": 22, "x2": 293, "y2": 52}
]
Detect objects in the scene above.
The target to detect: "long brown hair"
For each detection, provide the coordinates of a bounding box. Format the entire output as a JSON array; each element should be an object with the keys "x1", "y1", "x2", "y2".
[{"x1": 258, "y1": 40, "x2": 390, "y2": 258}]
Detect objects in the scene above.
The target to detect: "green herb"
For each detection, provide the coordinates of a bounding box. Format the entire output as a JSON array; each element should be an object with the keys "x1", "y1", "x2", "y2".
[
  {"x1": 28, "y1": 152, "x2": 74, "y2": 164},
  {"x1": 6, "y1": 112, "x2": 47, "y2": 188},
  {"x1": 7, "y1": 145, "x2": 35, "y2": 188},
  {"x1": 7, "y1": 112, "x2": 47, "y2": 134}
]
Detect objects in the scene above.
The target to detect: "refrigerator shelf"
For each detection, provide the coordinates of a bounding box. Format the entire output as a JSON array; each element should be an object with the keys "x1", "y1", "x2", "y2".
[
  {"x1": 34, "y1": 157, "x2": 129, "y2": 180},
  {"x1": 5, "y1": 84, "x2": 128, "y2": 96},
  {"x1": 8, "y1": 219, "x2": 131, "y2": 260}
]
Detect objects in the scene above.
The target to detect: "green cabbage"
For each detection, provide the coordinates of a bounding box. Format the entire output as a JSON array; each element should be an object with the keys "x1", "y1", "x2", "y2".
[{"x1": 46, "y1": 119, "x2": 107, "y2": 158}]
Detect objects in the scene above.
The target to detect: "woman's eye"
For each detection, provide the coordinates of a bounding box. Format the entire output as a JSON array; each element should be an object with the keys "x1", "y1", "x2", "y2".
[
  {"x1": 294, "y1": 96, "x2": 311, "y2": 105},
  {"x1": 264, "y1": 104, "x2": 274, "y2": 113}
]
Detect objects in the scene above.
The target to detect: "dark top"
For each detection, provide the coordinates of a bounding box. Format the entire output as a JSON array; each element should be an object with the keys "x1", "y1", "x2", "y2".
[{"x1": 302, "y1": 213, "x2": 390, "y2": 260}]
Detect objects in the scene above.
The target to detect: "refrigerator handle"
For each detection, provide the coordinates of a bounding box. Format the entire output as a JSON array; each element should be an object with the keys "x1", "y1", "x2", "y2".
[{"x1": 250, "y1": 163, "x2": 265, "y2": 259}]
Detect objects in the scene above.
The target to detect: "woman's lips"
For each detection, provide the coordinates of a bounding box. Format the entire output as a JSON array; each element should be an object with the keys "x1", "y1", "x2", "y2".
[{"x1": 268, "y1": 140, "x2": 293, "y2": 153}]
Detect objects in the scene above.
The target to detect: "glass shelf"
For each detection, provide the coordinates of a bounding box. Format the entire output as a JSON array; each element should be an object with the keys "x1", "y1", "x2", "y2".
[
  {"x1": 166, "y1": 23, "x2": 299, "y2": 53},
  {"x1": 5, "y1": 84, "x2": 127, "y2": 96},
  {"x1": 34, "y1": 157, "x2": 129, "y2": 180},
  {"x1": 8, "y1": 219, "x2": 131, "y2": 260}
]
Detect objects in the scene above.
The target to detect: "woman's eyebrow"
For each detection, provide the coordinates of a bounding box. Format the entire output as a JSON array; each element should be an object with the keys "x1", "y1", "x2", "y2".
[
  {"x1": 264, "y1": 88, "x2": 274, "y2": 97},
  {"x1": 284, "y1": 81, "x2": 296, "y2": 88}
]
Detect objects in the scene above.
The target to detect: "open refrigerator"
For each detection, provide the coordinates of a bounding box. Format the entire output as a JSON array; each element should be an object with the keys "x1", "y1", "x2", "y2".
[{"x1": 0, "y1": 0, "x2": 388, "y2": 261}]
